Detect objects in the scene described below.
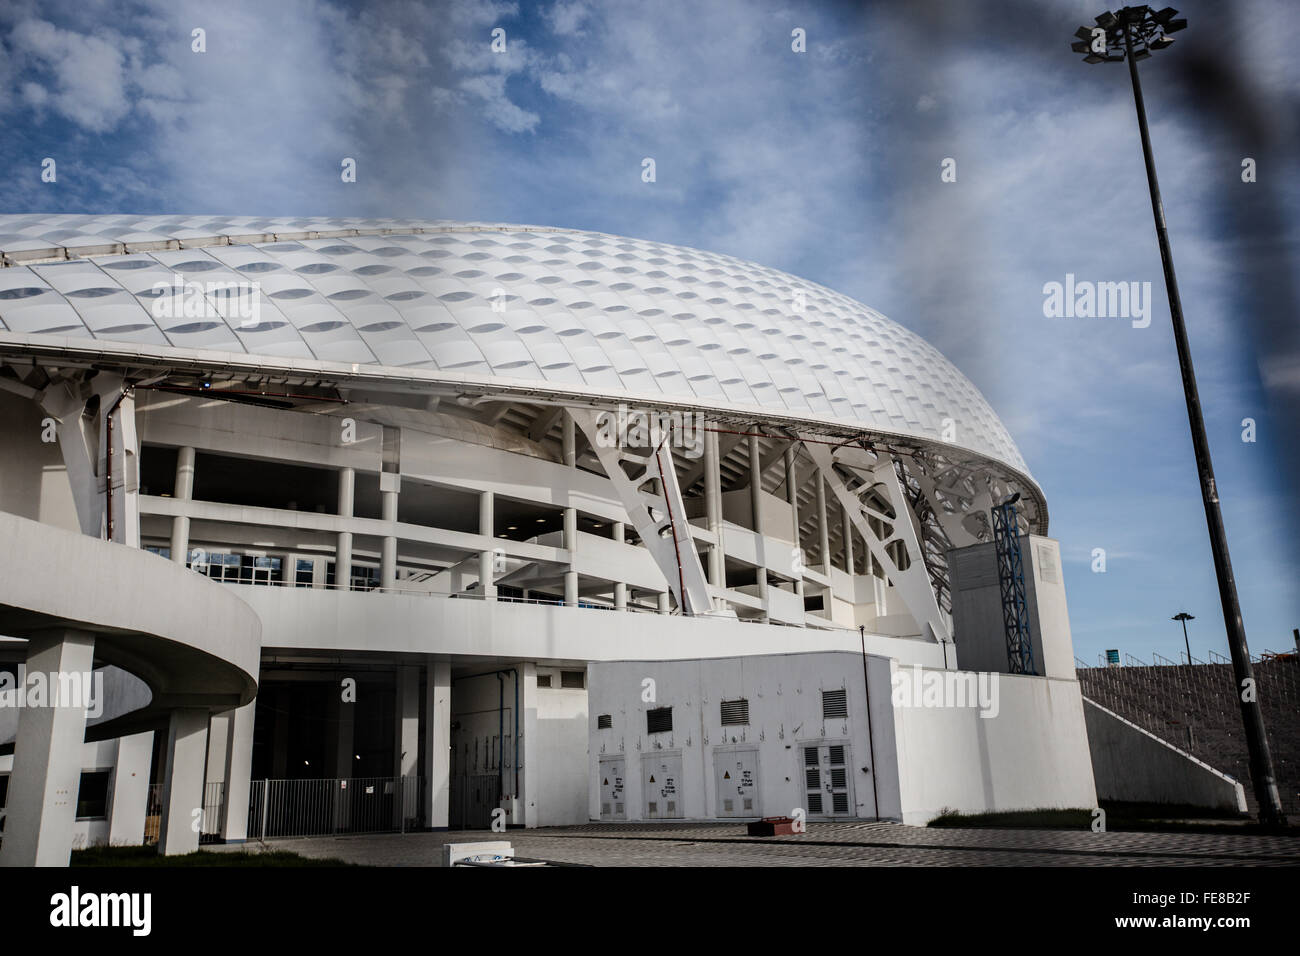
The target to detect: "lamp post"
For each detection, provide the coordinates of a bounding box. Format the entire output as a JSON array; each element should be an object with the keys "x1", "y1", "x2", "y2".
[
  {"x1": 1172, "y1": 611, "x2": 1194, "y2": 663},
  {"x1": 1071, "y1": 6, "x2": 1286, "y2": 825}
]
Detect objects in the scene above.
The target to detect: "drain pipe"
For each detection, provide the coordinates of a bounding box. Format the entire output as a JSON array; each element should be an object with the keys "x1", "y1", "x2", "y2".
[
  {"x1": 859, "y1": 625, "x2": 880, "y2": 822},
  {"x1": 102, "y1": 386, "x2": 131, "y2": 541}
]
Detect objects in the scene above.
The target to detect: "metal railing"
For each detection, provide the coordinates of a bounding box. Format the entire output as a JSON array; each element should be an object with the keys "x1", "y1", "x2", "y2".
[{"x1": 246, "y1": 775, "x2": 425, "y2": 840}]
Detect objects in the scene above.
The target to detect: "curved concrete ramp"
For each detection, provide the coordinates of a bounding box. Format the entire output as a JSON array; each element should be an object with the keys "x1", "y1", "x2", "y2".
[{"x1": 0, "y1": 511, "x2": 261, "y2": 865}]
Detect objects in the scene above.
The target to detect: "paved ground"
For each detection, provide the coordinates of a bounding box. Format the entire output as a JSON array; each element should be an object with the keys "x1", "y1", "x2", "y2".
[{"x1": 207, "y1": 821, "x2": 1300, "y2": 866}]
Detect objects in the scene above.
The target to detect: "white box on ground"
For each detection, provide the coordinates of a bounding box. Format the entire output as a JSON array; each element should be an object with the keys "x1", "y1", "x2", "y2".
[{"x1": 443, "y1": 841, "x2": 514, "y2": 866}]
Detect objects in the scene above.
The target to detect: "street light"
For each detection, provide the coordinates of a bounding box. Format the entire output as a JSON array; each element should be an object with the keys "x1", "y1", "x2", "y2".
[
  {"x1": 1071, "y1": 6, "x2": 1287, "y2": 826},
  {"x1": 1172, "y1": 611, "x2": 1194, "y2": 663}
]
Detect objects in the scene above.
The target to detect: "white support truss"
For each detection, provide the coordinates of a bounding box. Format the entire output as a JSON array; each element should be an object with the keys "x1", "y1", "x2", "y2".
[
  {"x1": 801, "y1": 438, "x2": 951, "y2": 643},
  {"x1": 570, "y1": 408, "x2": 713, "y2": 615}
]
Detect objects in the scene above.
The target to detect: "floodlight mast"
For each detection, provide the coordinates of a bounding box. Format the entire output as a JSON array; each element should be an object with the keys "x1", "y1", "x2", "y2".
[{"x1": 1074, "y1": 7, "x2": 1287, "y2": 826}]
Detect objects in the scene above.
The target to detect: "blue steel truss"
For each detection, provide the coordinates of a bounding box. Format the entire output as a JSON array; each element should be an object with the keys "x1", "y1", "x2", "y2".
[{"x1": 991, "y1": 497, "x2": 1035, "y2": 675}]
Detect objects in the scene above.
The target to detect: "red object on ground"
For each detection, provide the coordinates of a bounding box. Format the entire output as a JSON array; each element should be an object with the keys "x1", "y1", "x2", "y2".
[{"x1": 747, "y1": 816, "x2": 798, "y2": 836}]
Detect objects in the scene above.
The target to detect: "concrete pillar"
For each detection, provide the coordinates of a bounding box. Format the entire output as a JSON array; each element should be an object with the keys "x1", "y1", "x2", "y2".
[
  {"x1": 158, "y1": 707, "x2": 210, "y2": 856},
  {"x1": 219, "y1": 702, "x2": 255, "y2": 842},
  {"x1": 107, "y1": 731, "x2": 153, "y2": 847},
  {"x1": 517, "y1": 663, "x2": 539, "y2": 828},
  {"x1": 563, "y1": 412, "x2": 580, "y2": 606},
  {"x1": 612, "y1": 522, "x2": 627, "y2": 611},
  {"x1": 337, "y1": 466, "x2": 354, "y2": 590},
  {"x1": 842, "y1": 502, "x2": 856, "y2": 577},
  {"x1": 658, "y1": 592, "x2": 671, "y2": 615},
  {"x1": 0, "y1": 629, "x2": 96, "y2": 867},
  {"x1": 785, "y1": 446, "x2": 804, "y2": 603},
  {"x1": 169, "y1": 445, "x2": 196, "y2": 565},
  {"x1": 394, "y1": 665, "x2": 419, "y2": 827},
  {"x1": 748, "y1": 434, "x2": 768, "y2": 615},
  {"x1": 380, "y1": 477, "x2": 398, "y2": 591},
  {"x1": 704, "y1": 426, "x2": 724, "y2": 593},
  {"x1": 816, "y1": 472, "x2": 831, "y2": 573},
  {"x1": 478, "y1": 490, "x2": 497, "y2": 599},
  {"x1": 422, "y1": 659, "x2": 451, "y2": 829}
]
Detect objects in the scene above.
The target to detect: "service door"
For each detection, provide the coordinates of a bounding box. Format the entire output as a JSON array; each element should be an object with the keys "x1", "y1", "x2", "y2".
[
  {"x1": 598, "y1": 756, "x2": 626, "y2": 820},
  {"x1": 642, "y1": 752, "x2": 683, "y2": 819},
  {"x1": 801, "y1": 741, "x2": 854, "y2": 818},
  {"x1": 714, "y1": 748, "x2": 759, "y2": 818}
]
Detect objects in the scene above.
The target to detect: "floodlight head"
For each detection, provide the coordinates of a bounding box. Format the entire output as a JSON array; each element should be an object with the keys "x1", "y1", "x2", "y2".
[
  {"x1": 1096, "y1": 11, "x2": 1118, "y2": 29},
  {"x1": 1150, "y1": 34, "x2": 1175, "y2": 50},
  {"x1": 1132, "y1": 48, "x2": 1152, "y2": 61},
  {"x1": 1083, "y1": 53, "x2": 1105, "y2": 64},
  {"x1": 1153, "y1": 6, "x2": 1178, "y2": 23},
  {"x1": 1165, "y1": 17, "x2": 1187, "y2": 32},
  {"x1": 1075, "y1": 25, "x2": 1094, "y2": 40},
  {"x1": 1071, "y1": 40, "x2": 1089, "y2": 53}
]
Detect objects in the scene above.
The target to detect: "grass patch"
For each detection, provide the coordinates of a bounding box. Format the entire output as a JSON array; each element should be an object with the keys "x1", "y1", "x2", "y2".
[
  {"x1": 70, "y1": 844, "x2": 353, "y2": 866},
  {"x1": 927, "y1": 801, "x2": 1288, "y2": 834}
]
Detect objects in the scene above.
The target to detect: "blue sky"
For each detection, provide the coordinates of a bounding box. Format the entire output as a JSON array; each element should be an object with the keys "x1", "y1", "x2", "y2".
[{"x1": 1, "y1": 0, "x2": 1297, "y2": 664}]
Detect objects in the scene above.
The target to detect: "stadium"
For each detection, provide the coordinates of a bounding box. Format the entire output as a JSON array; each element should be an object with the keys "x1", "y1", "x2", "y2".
[{"x1": 0, "y1": 215, "x2": 1240, "y2": 865}]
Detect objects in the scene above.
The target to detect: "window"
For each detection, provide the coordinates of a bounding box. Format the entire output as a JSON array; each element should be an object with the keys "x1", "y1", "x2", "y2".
[
  {"x1": 646, "y1": 707, "x2": 673, "y2": 735},
  {"x1": 596, "y1": 714, "x2": 612, "y2": 729},
  {"x1": 720, "y1": 699, "x2": 749, "y2": 726},
  {"x1": 76, "y1": 770, "x2": 112, "y2": 820},
  {"x1": 295, "y1": 558, "x2": 315, "y2": 587},
  {"x1": 537, "y1": 674, "x2": 553, "y2": 688},
  {"x1": 822, "y1": 689, "x2": 848, "y2": 720},
  {"x1": 560, "y1": 670, "x2": 585, "y2": 689}
]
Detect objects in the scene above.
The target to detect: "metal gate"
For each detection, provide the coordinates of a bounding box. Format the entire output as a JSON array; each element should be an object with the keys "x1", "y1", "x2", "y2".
[
  {"x1": 802, "y1": 742, "x2": 854, "y2": 818},
  {"x1": 246, "y1": 776, "x2": 425, "y2": 840}
]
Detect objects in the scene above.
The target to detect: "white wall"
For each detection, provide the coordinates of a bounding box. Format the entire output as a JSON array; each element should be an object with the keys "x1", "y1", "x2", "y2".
[
  {"x1": 889, "y1": 665, "x2": 1097, "y2": 823},
  {"x1": 1083, "y1": 699, "x2": 1247, "y2": 812},
  {"x1": 590, "y1": 652, "x2": 1098, "y2": 826}
]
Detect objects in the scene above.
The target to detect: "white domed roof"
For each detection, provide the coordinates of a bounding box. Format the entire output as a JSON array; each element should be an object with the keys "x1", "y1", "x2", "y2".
[{"x1": 0, "y1": 215, "x2": 1027, "y2": 474}]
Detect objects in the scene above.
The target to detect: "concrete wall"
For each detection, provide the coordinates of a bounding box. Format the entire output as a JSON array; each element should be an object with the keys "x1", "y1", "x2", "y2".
[
  {"x1": 890, "y1": 666, "x2": 1097, "y2": 824},
  {"x1": 590, "y1": 652, "x2": 1098, "y2": 826},
  {"x1": 1083, "y1": 699, "x2": 1248, "y2": 813},
  {"x1": 949, "y1": 535, "x2": 1075, "y2": 679}
]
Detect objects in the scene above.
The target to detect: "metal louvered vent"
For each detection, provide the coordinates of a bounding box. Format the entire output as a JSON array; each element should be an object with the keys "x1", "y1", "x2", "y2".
[
  {"x1": 561, "y1": 670, "x2": 585, "y2": 689},
  {"x1": 804, "y1": 746, "x2": 819, "y2": 766},
  {"x1": 720, "y1": 698, "x2": 749, "y2": 726},
  {"x1": 807, "y1": 793, "x2": 823, "y2": 814},
  {"x1": 597, "y1": 714, "x2": 612, "y2": 729},
  {"x1": 832, "y1": 793, "x2": 849, "y2": 814},
  {"x1": 646, "y1": 707, "x2": 673, "y2": 734},
  {"x1": 829, "y1": 745, "x2": 846, "y2": 765},
  {"x1": 822, "y1": 689, "x2": 848, "y2": 720}
]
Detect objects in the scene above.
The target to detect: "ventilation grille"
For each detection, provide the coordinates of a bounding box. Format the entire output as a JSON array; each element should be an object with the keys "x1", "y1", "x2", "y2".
[
  {"x1": 822, "y1": 689, "x2": 848, "y2": 720},
  {"x1": 561, "y1": 670, "x2": 585, "y2": 689},
  {"x1": 720, "y1": 698, "x2": 749, "y2": 726},
  {"x1": 596, "y1": 714, "x2": 612, "y2": 729},
  {"x1": 646, "y1": 707, "x2": 673, "y2": 734},
  {"x1": 807, "y1": 793, "x2": 823, "y2": 814}
]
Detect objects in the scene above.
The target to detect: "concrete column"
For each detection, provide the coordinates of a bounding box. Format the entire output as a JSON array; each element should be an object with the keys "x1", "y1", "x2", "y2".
[
  {"x1": 816, "y1": 472, "x2": 831, "y2": 573},
  {"x1": 0, "y1": 629, "x2": 96, "y2": 867},
  {"x1": 748, "y1": 434, "x2": 768, "y2": 616},
  {"x1": 158, "y1": 707, "x2": 210, "y2": 856},
  {"x1": 220, "y1": 702, "x2": 256, "y2": 842},
  {"x1": 563, "y1": 412, "x2": 580, "y2": 606},
  {"x1": 337, "y1": 466, "x2": 354, "y2": 590},
  {"x1": 478, "y1": 490, "x2": 497, "y2": 599},
  {"x1": 380, "y1": 477, "x2": 398, "y2": 591},
  {"x1": 612, "y1": 522, "x2": 627, "y2": 611},
  {"x1": 422, "y1": 659, "x2": 451, "y2": 829},
  {"x1": 785, "y1": 446, "x2": 805, "y2": 603},
  {"x1": 107, "y1": 731, "x2": 153, "y2": 847},
  {"x1": 842, "y1": 502, "x2": 856, "y2": 577},
  {"x1": 517, "y1": 662, "x2": 539, "y2": 828},
  {"x1": 658, "y1": 592, "x2": 671, "y2": 615},
  {"x1": 394, "y1": 665, "x2": 419, "y2": 827},
  {"x1": 169, "y1": 445, "x2": 196, "y2": 565},
  {"x1": 704, "y1": 426, "x2": 724, "y2": 593}
]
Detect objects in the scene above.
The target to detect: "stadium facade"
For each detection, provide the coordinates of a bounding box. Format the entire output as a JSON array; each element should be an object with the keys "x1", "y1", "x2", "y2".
[{"x1": 0, "y1": 216, "x2": 1100, "y2": 864}]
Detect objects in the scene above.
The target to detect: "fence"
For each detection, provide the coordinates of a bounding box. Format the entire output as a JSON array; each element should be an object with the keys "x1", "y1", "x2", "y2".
[{"x1": 246, "y1": 775, "x2": 425, "y2": 840}]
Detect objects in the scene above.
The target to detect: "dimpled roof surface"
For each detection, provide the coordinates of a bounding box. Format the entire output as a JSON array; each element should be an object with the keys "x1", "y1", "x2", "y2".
[{"x1": 0, "y1": 215, "x2": 1027, "y2": 474}]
